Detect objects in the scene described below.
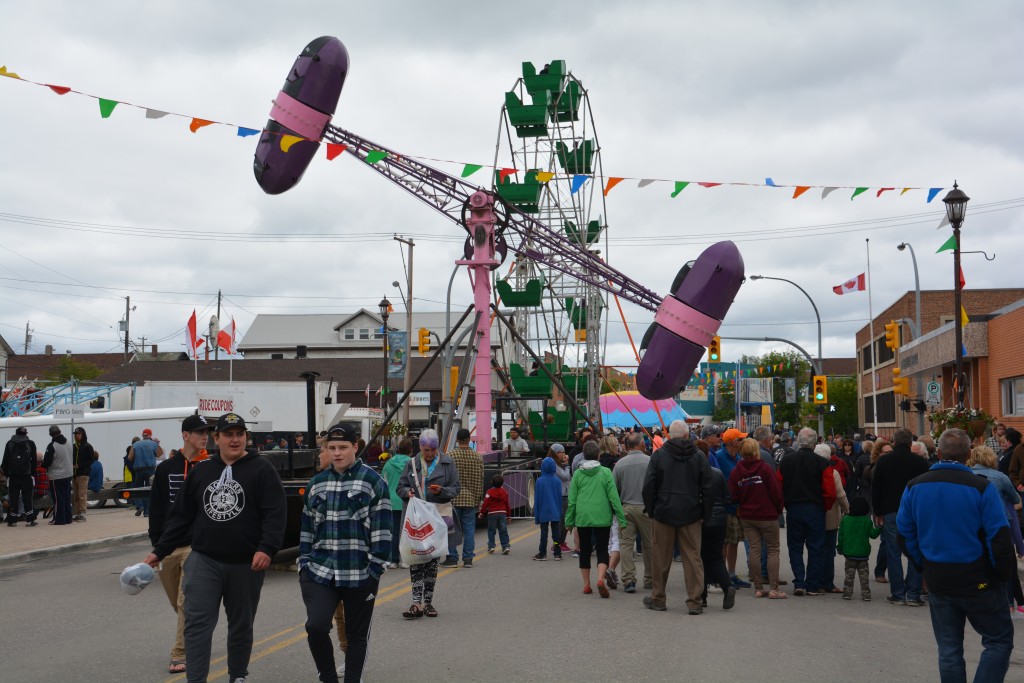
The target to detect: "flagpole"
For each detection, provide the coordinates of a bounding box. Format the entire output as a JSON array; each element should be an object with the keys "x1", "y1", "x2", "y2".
[{"x1": 866, "y1": 239, "x2": 878, "y2": 437}]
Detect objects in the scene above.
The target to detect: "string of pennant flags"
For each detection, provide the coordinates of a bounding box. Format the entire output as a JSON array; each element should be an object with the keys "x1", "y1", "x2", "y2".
[{"x1": 1, "y1": 64, "x2": 951, "y2": 203}]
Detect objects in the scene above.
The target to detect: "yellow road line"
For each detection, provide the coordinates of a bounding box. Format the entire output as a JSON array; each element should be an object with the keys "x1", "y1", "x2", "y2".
[{"x1": 167, "y1": 526, "x2": 541, "y2": 681}]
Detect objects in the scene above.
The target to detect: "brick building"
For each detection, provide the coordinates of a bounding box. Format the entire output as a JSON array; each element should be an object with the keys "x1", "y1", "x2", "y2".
[{"x1": 857, "y1": 288, "x2": 1024, "y2": 437}]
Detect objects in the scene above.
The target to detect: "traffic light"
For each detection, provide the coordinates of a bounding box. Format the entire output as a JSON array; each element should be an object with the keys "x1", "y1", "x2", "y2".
[
  {"x1": 708, "y1": 336, "x2": 721, "y2": 364},
  {"x1": 417, "y1": 327, "x2": 431, "y2": 355},
  {"x1": 893, "y1": 367, "x2": 910, "y2": 395},
  {"x1": 812, "y1": 375, "x2": 828, "y2": 404},
  {"x1": 884, "y1": 321, "x2": 900, "y2": 350}
]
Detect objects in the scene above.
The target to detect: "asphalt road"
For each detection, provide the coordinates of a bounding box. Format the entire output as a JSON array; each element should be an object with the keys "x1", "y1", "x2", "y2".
[{"x1": 2, "y1": 522, "x2": 1021, "y2": 682}]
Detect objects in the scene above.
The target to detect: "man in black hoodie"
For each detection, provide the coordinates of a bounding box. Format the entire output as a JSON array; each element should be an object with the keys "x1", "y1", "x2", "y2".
[
  {"x1": 2, "y1": 427, "x2": 38, "y2": 526},
  {"x1": 144, "y1": 413, "x2": 286, "y2": 683},
  {"x1": 872, "y1": 427, "x2": 929, "y2": 606},
  {"x1": 642, "y1": 420, "x2": 715, "y2": 614},
  {"x1": 71, "y1": 427, "x2": 96, "y2": 522}
]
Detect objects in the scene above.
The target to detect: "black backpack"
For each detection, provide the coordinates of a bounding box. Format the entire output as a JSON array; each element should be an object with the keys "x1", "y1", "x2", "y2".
[{"x1": 6, "y1": 440, "x2": 35, "y2": 477}]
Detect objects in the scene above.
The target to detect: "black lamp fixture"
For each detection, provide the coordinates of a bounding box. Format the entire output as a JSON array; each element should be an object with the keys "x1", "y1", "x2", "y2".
[{"x1": 942, "y1": 182, "x2": 970, "y2": 411}]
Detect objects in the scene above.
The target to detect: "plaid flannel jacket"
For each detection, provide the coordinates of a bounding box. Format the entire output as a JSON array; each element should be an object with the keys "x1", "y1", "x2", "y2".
[
  {"x1": 449, "y1": 446, "x2": 484, "y2": 507},
  {"x1": 298, "y1": 461, "x2": 392, "y2": 587}
]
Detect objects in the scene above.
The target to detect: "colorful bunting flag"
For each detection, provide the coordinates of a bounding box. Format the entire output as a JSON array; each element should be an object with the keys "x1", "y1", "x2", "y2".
[
  {"x1": 326, "y1": 143, "x2": 347, "y2": 160},
  {"x1": 698, "y1": 182, "x2": 721, "y2": 188},
  {"x1": 793, "y1": 186, "x2": 810, "y2": 199},
  {"x1": 670, "y1": 181, "x2": 689, "y2": 198},
  {"x1": 146, "y1": 109, "x2": 169, "y2": 119},
  {"x1": 960, "y1": 306, "x2": 969, "y2": 327},
  {"x1": 98, "y1": 98, "x2": 118, "y2": 118},
  {"x1": 900, "y1": 188, "x2": 912, "y2": 195},
  {"x1": 536, "y1": 171, "x2": 555, "y2": 183},
  {"x1": 189, "y1": 118, "x2": 213, "y2": 133},
  {"x1": 236, "y1": 127, "x2": 259, "y2": 137},
  {"x1": 927, "y1": 188, "x2": 943, "y2": 203},
  {"x1": 279, "y1": 134, "x2": 303, "y2": 152},
  {"x1": 822, "y1": 187, "x2": 838, "y2": 199},
  {"x1": 461, "y1": 163, "x2": 483, "y2": 178},
  {"x1": 498, "y1": 168, "x2": 517, "y2": 182},
  {"x1": 851, "y1": 187, "x2": 869, "y2": 200},
  {"x1": 937, "y1": 215, "x2": 950, "y2": 229},
  {"x1": 765, "y1": 178, "x2": 777, "y2": 187},
  {"x1": 0, "y1": 66, "x2": 20, "y2": 79},
  {"x1": 603, "y1": 177, "x2": 624, "y2": 195},
  {"x1": 959, "y1": 266, "x2": 966, "y2": 289},
  {"x1": 936, "y1": 234, "x2": 956, "y2": 253},
  {"x1": 47, "y1": 84, "x2": 70, "y2": 95},
  {"x1": 365, "y1": 150, "x2": 388, "y2": 164},
  {"x1": 876, "y1": 188, "x2": 894, "y2": 197}
]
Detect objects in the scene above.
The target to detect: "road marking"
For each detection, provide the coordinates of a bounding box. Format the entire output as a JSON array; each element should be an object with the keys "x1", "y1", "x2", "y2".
[{"x1": 166, "y1": 526, "x2": 540, "y2": 681}]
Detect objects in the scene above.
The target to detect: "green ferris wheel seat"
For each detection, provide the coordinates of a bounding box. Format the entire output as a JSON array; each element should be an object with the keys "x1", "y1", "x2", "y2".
[
  {"x1": 505, "y1": 91, "x2": 550, "y2": 138},
  {"x1": 495, "y1": 169, "x2": 543, "y2": 213},
  {"x1": 556, "y1": 140, "x2": 595, "y2": 174},
  {"x1": 522, "y1": 60, "x2": 567, "y2": 100},
  {"x1": 496, "y1": 278, "x2": 544, "y2": 307},
  {"x1": 564, "y1": 220, "x2": 603, "y2": 245}
]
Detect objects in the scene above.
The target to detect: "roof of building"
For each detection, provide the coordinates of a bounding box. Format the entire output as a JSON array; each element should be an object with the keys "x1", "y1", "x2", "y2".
[
  {"x1": 7, "y1": 352, "x2": 130, "y2": 382},
  {"x1": 0, "y1": 334, "x2": 14, "y2": 357},
  {"x1": 821, "y1": 357, "x2": 856, "y2": 376}
]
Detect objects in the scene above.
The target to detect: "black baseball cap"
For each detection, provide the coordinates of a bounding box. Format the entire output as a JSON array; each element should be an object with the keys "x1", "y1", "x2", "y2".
[
  {"x1": 182, "y1": 414, "x2": 213, "y2": 432},
  {"x1": 700, "y1": 426, "x2": 721, "y2": 439},
  {"x1": 214, "y1": 413, "x2": 247, "y2": 433},
  {"x1": 325, "y1": 423, "x2": 358, "y2": 444},
  {"x1": 73, "y1": 426, "x2": 85, "y2": 434},
  {"x1": 456, "y1": 428, "x2": 472, "y2": 442}
]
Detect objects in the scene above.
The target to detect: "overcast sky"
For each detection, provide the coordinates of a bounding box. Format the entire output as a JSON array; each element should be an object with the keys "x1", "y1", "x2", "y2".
[{"x1": 1, "y1": 0, "x2": 1021, "y2": 374}]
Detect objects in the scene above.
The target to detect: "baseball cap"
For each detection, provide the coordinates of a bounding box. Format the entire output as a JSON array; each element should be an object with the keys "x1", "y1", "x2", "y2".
[
  {"x1": 721, "y1": 428, "x2": 748, "y2": 444},
  {"x1": 48, "y1": 425, "x2": 61, "y2": 436},
  {"x1": 214, "y1": 413, "x2": 248, "y2": 433},
  {"x1": 15, "y1": 426, "x2": 27, "y2": 435},
  {"x1": 182, "y1": 414, "x2": 213, "y2": 432},
  {"x1": 700, "y1": 426, "x2": 721, "y2": 439},
  {"x1": 142, "y1": 428, "x2": 153, "y2": 437},
  {"x1": 456, "y1": 428, "x2": 472, "y2": 442},
  {"x1": 550, "y1": 443, "x2": 565, "y2": 453},
  {"x1": 73, "y1": 426, "x2": 85, "y2": 434},
  {"x1": 119, "y1": 563, "x2": 155, "y2": 595},
  {"x1": 325, "y1": 423, "x2": 358, "y2": 443}
]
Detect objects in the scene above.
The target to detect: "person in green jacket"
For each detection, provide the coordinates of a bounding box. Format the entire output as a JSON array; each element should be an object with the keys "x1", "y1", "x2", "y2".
[
  {"x1": 837, "y1": 496, "x2": 881, "y2": 601},
  {"x1": 381, "y1": 438, "x2": 413, "y2": 567},
  {"x1": 565, "y1": 441, "x2": 627, "y2": 598}
]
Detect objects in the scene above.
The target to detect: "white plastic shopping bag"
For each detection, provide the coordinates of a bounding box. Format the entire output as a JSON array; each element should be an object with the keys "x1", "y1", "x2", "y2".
[{"x1": 400, "y1": 496, "x2": 449, "y2": 565}]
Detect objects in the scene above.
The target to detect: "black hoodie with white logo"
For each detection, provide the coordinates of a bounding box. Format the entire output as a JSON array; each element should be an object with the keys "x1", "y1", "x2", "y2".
[{"x1": 153, "y1": 452, "x2": 286, "y2": 564}]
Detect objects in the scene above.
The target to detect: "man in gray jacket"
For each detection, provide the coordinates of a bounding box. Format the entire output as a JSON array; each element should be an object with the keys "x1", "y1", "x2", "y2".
[
  {"x1": 43, "y1": 425, "x2": 74, "y2": 525},
  {"x1": 614, "y1": 433, "x2": 653, "y2": 593}
]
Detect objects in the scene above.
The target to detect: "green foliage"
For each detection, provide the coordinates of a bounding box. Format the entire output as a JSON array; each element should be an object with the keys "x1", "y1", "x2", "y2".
[
  {"x1": 45, "y1": 356, "x2": 103, "y2": 383},
  {"x1": 712, "y1": 380, "x2": 736, "y2": 422},
  {"x1": 823, "y1": 377, "x2": 858, "y2": 435}
]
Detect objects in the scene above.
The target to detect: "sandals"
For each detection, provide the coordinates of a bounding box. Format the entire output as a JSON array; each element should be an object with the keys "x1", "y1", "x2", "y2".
[
  {"x1": 768, "y1": 590, "x2": 788, "y2": 599},
  {"x1": 168, "y1": 660, "x2": 186, "y2": 674},
  {"x1": 423, "y1": 604, "x2": 438, "y2": 617},
  {"x1": 754, "y1": 590, "x2": 767, "y2": 598},
  {"x1": 402, "y1": 604, "x2": 424, "y2": 619}
]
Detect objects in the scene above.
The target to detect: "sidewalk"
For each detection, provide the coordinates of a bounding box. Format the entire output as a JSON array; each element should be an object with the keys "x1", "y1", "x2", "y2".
[{"x1": 0, "y1": 504, "x2": 150, "y2": 567}]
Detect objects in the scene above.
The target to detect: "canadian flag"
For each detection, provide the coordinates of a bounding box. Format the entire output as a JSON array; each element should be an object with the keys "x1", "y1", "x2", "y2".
[
  {"x1": 216, "y1": 317, "x2": 236, "y2": 354},
  {"x1": 185, "y1": 310, "x2": 205, "y2": 358},
  {"x1": 832, "y1": 273, "x2": 866, "y2": 295}
]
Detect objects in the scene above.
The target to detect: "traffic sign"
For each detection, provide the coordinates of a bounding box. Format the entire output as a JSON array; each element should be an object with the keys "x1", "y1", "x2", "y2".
[{"x1": 925, "y1": 381, "x2": 941, "y2": 406}]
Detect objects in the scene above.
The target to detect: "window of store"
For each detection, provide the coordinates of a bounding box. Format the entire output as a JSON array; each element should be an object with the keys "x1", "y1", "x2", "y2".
[
  {"x1": 1002, "y1": 377, "x2": 1024, "y2": 416},
  {"x1": 864, "y1": 391, "x2": 896, "y2": 424}
]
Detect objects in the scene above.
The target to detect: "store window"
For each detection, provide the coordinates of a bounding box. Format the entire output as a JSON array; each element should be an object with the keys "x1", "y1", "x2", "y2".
[
  {"x1": 1002, "y1": 377, "x2": 1024, "y2": 416},
  {"x1": 864, "y1": 391, "x2": 896, "y2": 424}
]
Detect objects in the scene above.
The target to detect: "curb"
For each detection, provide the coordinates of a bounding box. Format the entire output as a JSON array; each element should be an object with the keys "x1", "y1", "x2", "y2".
[{"x1": 0, "y1": 532, "x2": 150, "y2": 567}]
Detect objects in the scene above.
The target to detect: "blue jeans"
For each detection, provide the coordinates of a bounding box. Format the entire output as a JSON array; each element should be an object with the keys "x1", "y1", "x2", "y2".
[
  {"x1": 785, "y1": 502, "x2": 825, "y2": 591},
  {"x1": 486, "y1": 513, "x2": 509, "y2": 550},
  {"x1": 133, "y1": 466, "x2": 155, "y2": 515},
  {"x1": 928, "y1": 587, "x2": 1014, "y2": 683},
  {"x1": 538, "y1": 520, "x2": 562, "y2": 557},
  {"x1": 882, "y1": 511, "x2": 921, "y2": 600},
  {"x1": 447, "y1": 506, "x2": 478, "y2": 562}
]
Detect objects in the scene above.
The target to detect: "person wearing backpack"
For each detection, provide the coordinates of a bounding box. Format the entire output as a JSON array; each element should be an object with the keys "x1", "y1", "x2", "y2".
[{"x1": 2, "y1": 427, "x2": 39, "y2": 526}]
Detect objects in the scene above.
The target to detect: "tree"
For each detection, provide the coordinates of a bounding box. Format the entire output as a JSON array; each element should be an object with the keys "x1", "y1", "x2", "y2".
[
  {"x1": 45, "y1": 356, "x2": 103, "y2": 383},
  {"x1": 712, "y1": 380, "x2": 736, "y2": 423},
  {"x1": 739, "y1": 350, "x2": 812, "y2": 429},
  {"x1": 823, "y1": 376, "x2": 858, "y2": 436}
]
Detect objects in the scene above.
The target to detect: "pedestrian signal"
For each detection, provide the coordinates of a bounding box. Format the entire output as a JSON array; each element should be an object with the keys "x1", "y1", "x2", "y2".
[
  {"x1": 812, "y1": 375, "x2": 828, "y2": 404},
  {"x1": 884, "y1": 321, "x2": 900, "y2": 350},
  {"x1": 417, "y1": 328, "x2": 431, "y2": 355},
  {"x1": 708, "y1": 336, "x2": 721, "y2": 364}
]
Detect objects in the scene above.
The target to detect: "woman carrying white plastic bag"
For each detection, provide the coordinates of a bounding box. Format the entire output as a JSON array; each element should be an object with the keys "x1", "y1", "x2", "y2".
[
  {"x1": 399, "y1": 496, "x2": 449, "y2": 565},
  {"x1": 397, "y1": 429, "x2": 461, "y2": 619}
]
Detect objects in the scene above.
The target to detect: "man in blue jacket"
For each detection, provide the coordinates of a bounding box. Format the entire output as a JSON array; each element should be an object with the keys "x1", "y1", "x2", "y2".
[{"x1": 897, "y1": 428, "x2": 1015, "y2": 683}]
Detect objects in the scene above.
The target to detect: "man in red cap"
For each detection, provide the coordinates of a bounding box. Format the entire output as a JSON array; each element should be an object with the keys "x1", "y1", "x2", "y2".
[
  {"x1": 128, "y1": 428, "x2": 164, "y2": 517},
  {"x1": 715, "y1": 428, "x2": 751, "y2": 589}
]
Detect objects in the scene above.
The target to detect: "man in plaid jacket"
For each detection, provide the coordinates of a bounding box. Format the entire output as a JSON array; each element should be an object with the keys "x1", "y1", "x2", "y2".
[{"x1": 298, "y1": 423, "x2": 391, "y2": 683}]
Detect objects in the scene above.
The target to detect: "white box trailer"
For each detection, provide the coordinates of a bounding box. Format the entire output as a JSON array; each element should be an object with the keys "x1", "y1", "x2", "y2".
[{"x1": 0, "y1": 406, "x2": 197, "y2": 485}]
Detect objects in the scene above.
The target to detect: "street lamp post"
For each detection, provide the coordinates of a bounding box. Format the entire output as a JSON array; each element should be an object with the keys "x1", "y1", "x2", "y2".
[
  {"x1": 379, "y1": 297, "x2": 391, "y2": 419},
  {"x1": 749, "y1": 275, "x2": 823, "y2": 436},
  {"x1": 942, "y1": 183, "x2": 970, "y2": 411}
]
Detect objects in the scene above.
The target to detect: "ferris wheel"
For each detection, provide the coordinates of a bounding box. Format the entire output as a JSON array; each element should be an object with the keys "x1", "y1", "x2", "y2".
[{"x1": 491, "y1": 60, "x2": 610, "y2": 426}]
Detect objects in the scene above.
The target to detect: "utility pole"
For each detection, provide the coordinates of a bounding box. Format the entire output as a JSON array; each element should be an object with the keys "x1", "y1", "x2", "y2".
[
  {"x1": 137, "y1": 336, "x2": 148, "y2": 353},
  {"x1": 24, "y1": 321, "x2": 32, "y2": 354},
  {"x1": 123, "y1": 297, "x2": 131, "y2": 364},
  {"x1": 394, "y1": 236, "x2": 415, "y2": 426}
]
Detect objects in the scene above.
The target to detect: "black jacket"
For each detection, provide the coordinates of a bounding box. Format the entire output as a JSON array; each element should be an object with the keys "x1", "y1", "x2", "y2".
[
  {"x1": 149, "y1": 450, "x2": 201, "y2": 547},
  {"x1": 153, "y1": 451, "x2": 287, "y2": 564},
  {"x1": 73, "y1": 431, "x2": 96, "y2": 477},
  {"x1": 2, "y1": 435, "x2": 37, "y2": 477},
  {"x1": 642, "y1": 438, "x2": 714, "y2": 526},
  {"x1": 871, "y1": 444, "x2": 929, "y2": 516},
  {"x1": 779, "y1": 447, "x2": 828, "y2": 506}
]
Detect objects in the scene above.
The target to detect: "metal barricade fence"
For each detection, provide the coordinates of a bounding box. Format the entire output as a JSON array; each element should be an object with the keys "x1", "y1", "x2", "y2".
[{"x1": 500, "y1": 468, "x2": 541, "y2": 519}]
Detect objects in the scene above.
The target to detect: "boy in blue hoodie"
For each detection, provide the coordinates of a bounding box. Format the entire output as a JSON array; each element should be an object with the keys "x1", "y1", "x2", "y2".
[{"x1": 533, "y1": 456, "x2": 564, "y2": 560}]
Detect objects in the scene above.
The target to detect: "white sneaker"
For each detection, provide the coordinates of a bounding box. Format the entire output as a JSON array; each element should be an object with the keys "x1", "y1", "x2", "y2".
[{"x1": 707, "y1": 584, "x2": 724, "y2": 594}]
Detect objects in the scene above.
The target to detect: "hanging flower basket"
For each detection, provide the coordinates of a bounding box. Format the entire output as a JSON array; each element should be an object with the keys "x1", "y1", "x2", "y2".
[
  {"x1": 927, "y1": 408, "x2": 995, "y2": 439},
  {"x1": 372, "y1": 419, "x2": 408, "y2": 439}
]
